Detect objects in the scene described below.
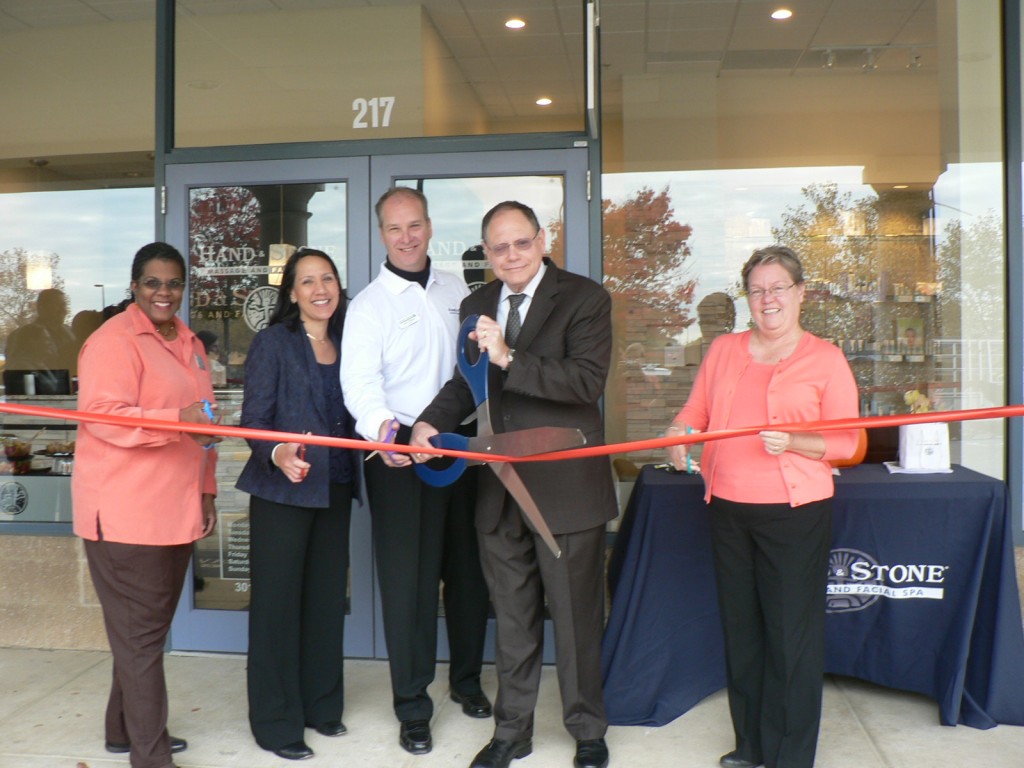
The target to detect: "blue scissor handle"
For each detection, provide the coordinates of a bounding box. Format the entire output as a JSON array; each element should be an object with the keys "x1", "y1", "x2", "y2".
[
  {"x1": 415, "y1": 316, "x2": 486, "y2": 488},
  {"x1": 455, "y1": 314, "x2": 488, "y2": 408},
  {"x1": 201, "y1": 399, "x2": 216, "y2": 450},
  {"x1": 416, "y1": 432, "x2": 470, "y2": 488}
]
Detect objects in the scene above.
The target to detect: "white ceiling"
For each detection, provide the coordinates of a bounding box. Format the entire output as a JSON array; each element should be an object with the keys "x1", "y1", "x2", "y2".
[{"x1": 0, "y1": 0, "x2": 939, "y2": 120}]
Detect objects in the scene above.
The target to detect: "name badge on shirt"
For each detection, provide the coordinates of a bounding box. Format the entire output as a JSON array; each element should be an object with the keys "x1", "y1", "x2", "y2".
[
  {"x1": 399, "y1": 313, "x2": 419, "y2": 329},
  {"x1": 195, "y1": 353, "x2": 206, "y2": 370}
]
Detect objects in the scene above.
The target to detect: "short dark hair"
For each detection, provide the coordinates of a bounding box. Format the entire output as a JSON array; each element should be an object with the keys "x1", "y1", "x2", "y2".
[
  {"x1": 741, "y1": 245, "x2": 804, "y2": 291},
  {"x1": 374, "y1": 187, "x2": 429, "y2": 228},
  {"x1": 269, "y1": 247, "x2": 347, "y2": 340},
  {"x1": 131, "y1": 242, "x2": 186, "y2": 283},
  {"x1": 481, "y1": 201, "x2": 541, "y2": 243}
]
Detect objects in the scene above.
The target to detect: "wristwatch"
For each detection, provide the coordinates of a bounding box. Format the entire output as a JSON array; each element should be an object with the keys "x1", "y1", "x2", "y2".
[{"x1": 504, "y1": 347, "x2": 515, "y2": 369}]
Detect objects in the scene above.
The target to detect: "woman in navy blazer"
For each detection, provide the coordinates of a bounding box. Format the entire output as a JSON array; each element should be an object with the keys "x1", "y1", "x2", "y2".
[{"x1": 236, "y1": 248, "x2": 361, "y2": 761}]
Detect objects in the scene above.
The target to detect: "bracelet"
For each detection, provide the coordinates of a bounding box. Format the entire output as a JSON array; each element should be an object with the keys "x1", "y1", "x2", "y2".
[{"x1": 271, "y1": 443, "x2": 284, "y2": 467}]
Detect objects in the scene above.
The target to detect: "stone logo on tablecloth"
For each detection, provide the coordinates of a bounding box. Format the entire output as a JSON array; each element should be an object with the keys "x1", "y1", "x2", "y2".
[{"x1": 826, "y1": 548, "x2": 948, "y2": 613}]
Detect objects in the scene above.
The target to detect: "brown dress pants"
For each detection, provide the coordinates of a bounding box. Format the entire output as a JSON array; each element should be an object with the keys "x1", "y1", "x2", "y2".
[{"x1": 85, "y1": 538, "x2": 192, "y2": 768}]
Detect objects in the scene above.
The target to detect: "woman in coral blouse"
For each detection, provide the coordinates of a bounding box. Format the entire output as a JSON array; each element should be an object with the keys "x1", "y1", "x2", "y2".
[
  {"x1": 74, "y1": 241, "x2": 219, "y2": 768},
  {"x1": 666, "y1": 245, "x2": 859, "y2": 768}
]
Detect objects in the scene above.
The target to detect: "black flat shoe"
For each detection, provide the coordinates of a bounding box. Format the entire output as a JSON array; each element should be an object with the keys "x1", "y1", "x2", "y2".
[
  {"x1": 720, "y1": 751, "x2": 763, "y2": 768},
  {"x1": 105, "y1": 736, "x2": 188, "y2": 754},
  {"x1": 399, "y1": 718, "x2": 432, "y2": 755},
  {"x1": 574, "y1": 737, "x2": 609, "y2": 768},
  {"x1": 273, "y1": 740, "x2": 314, "y2": 760},
  {"x1": 469, "y1": 737, "x2": 533, "y2": 768},
  {"x1": 450, "y1": 690, "x2": 493, "y2": 718},
  {"x1": 313, "y1": 720, "x2": 348, "y2": 737}
]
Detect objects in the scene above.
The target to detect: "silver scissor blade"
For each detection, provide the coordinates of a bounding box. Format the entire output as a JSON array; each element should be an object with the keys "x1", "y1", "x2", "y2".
[
  {"x1": 492, "y1": 462, "x2": 562, "y2": 559},
  {"x1": 469, "y1": 426, "x2": 585, "y2": 458}
]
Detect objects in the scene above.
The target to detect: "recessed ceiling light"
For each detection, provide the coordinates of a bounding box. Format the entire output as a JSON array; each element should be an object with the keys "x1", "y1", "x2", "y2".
[
  {"x1": 536, "y1": 97, "x2": 552, "y2": 107},
  {"x1": 505, "y1": 18, "x2": 526, "y2": 30},
  {"x1": 771, "y1": 8, "x2": 793, "y2": 20},
  {"x1": 893, "y1": 184, "x2": 909, "y2": 189}
]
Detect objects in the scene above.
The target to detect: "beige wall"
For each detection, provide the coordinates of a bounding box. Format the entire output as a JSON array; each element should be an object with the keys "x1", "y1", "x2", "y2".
[{"x1": 0, "y1": 21, "x2": 155, "y2": 157}]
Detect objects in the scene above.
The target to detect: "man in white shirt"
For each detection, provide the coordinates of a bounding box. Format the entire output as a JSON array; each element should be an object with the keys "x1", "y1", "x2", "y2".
[{"x1": 340, "y1": 187, "x2": 491, "y2": 756}]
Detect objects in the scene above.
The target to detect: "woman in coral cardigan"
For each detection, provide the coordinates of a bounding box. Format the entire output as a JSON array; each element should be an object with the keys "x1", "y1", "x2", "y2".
[{"x1": 667, "y1": 245, "x2": 859, "y2": 768}]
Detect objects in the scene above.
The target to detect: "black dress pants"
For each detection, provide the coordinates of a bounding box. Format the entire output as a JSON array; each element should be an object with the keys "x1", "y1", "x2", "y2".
[
  {"x1": 364, "y1": 440, "x2": 490, "y2": 722},
  {"x1": 709, "y1": 496, "x2": 832, "y2": 768},
  {"x1": 85, "y1": 538, "x2": 192, "y2": 768},
  {"x1": 247, "y1": 483, "x2": 352, "y2": 750}
]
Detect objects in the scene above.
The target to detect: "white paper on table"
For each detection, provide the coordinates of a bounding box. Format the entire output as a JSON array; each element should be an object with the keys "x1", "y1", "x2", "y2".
[{"x1": 883, "y1": 460, "x2": 953, "y2": 475}]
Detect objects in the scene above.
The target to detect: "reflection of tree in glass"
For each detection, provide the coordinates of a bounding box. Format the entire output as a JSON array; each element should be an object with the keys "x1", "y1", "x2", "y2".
[
  {"x1": 765, "y1": 183, "x2": 878, "y2": 343},
  {"x1": 770, "y1": 182, "x2": 943, "y2": 414},
  {"x1": 935, "y1": 212, "x2": 1002, "y2": 337},
  {"x1": 577, "y1": 185, "x2": 697, "y2": 452},
  {"x1": 0, "y1": 248, "x2": 65, "y2": 347},
  {"x1": 188, "y1": 186, "x2": 262, "y2": 313},
  {"x1": 602, "y1": 187, "x2": 697, "y2": 344}
]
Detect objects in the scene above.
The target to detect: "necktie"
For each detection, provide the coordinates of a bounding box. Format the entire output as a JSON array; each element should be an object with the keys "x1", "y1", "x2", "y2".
[{"x1": 506, "y1": 294, "x2": 526, "y2": 347}]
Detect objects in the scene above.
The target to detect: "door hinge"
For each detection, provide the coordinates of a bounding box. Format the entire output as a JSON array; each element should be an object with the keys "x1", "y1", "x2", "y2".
[
  {"x1": 160, "y1": 185, "x2": 167, "y2": 215},
  {"x1": 586, "y1": 170, "x2": 592, "y2": 202}
]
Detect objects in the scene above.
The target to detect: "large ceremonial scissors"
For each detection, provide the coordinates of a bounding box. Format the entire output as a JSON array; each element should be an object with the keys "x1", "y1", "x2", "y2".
[{"x1": 415, "y1": 315, "x2": 585, "y2": 558}]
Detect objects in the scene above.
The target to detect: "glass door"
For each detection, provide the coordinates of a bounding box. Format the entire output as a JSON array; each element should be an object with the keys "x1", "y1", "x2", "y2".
[
  {"x1": 165, "y1": 157, "x2": 374, "y2": 654},
  {"x1": 164, "y1": 147, "x2": 590, "y2": 660}
]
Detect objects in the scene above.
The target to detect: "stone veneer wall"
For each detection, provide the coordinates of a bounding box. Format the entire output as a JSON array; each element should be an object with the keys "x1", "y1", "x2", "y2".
[{"x1": 0, "y1": 535, "x2": 106, "y2": 649}]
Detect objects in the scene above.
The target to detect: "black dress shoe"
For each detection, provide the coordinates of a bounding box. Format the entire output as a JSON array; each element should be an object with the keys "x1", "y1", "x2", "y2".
[
  {"x1": 313, "y1": 720, "x2": 348, "y2": 737},
  {"x1": 574, "y1": 738, "x2": 609, "y2": 768},
  {"x1": 450, "y1": 690, "x2": 493, "y2": 718},
  {"x1": 720, "y1": 751, "x2": 762, "y2": 768},
  {"x1": 469, "y1": 737, "x2": 533, "y2": 768},
  {"x1": 105, "y1": 736, "x2": 188, "y2": 754},
  {"x1": 273, "y1": 740, "x2": 314, "y2": 760},
  {"x1": 399, "y1": 718, "x2": 432, "y2": 755}
]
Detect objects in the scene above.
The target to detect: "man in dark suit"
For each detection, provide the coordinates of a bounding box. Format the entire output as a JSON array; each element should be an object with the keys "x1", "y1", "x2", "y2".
[{"x1": 412, "y1": 201, "x2": 616, "y2": 768}]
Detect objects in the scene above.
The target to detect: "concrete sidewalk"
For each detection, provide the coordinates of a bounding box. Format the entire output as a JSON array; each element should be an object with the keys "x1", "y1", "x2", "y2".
[{"x1": 0, "y1": 647, "x2": 1021, "y2": 767}]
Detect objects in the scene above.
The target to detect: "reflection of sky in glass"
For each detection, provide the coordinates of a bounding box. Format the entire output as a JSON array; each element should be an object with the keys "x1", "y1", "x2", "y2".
[
  {"x1": 602, "y1": 164, "x2": 1003, "y2": 344},
  {"x1": 0, "y1": 163, "x2": 1003, "y2": 346},
  {"x1": 399, "y1": 176, "x2": 564, "y2": 266},
  {"x1": 305, "y1": 182, "x2": 348, "y2": 282},
  {"x1": 0, "y1": 188, "x2": 153, "y2": 317}
]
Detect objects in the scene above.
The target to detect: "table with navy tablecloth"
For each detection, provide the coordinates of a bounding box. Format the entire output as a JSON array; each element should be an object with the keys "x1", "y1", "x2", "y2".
[{"x1": 601, "y1": 463, "x2": 1024, "y2": 729}]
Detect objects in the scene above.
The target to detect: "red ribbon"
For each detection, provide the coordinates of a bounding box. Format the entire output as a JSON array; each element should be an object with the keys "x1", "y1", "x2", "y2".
[{"x1": 2, "y1": 401, "x2": 1019, "y2": 464}]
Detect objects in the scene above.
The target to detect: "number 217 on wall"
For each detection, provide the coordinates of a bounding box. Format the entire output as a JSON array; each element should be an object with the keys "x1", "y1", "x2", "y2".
[{"x1": 352, "y1": 96, "x2": 395, "y2": 128}]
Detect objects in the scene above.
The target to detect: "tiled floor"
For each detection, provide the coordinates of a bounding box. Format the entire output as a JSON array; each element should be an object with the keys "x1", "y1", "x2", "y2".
[{"x1": 0, "y1": 647, "x2": 1022, "y2": 768}]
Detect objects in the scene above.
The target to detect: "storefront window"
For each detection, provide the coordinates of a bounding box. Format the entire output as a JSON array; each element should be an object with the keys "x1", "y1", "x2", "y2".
[
  {"x1": 601, "y1": 0, "x2": 1005, "y2": 480},
  {"x1": 175, "y1": 2, "x2": 584, "y2": 147}
]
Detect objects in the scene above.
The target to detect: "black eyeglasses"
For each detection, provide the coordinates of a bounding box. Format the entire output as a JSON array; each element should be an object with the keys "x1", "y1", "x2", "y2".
[{"x1": 139, "y1": 278, "x2": 185, "y2": 292}]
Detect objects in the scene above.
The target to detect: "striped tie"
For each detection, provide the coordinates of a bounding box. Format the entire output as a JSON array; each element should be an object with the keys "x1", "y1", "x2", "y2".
[{"x1": 506, "y1": 294, "x2": 526, "y2": 346}]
